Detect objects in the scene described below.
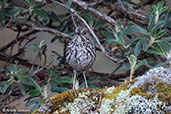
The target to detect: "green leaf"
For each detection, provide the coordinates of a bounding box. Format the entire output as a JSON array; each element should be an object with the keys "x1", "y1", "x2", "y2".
[
  {"x1": 2, "y1": 7, "x2": 21, "y2": 17},
  {"x1": 0, "y1": 14, "x2": 3, "y2": 23},
  {"x1": 31, "y1": 100, "x2": 42, "y2": 112},
  {"x1": 55, "y1": 77, "x2": 72, "y2": 84},
  {"x1": 161, "y1": 36, "x2": 171, "y2": 42},
  {"x1": 17, "y1": 68, "x2": 28, "y2": 73},
  {"x1": 0, "y1": 0, "x2": 4, "y2": 6},
  {"x1": 165, "y1": 20, "x2": 171, "y2": 27},
  {"x1": 82, "y1": 13, "x2": 95, "y2": 27},
  {"x1": 128, "y1": 36, "x2": 143, "y2": 44},
  {"x1": 147, "y1": 49, "x2": 162, "y2": 55},
  {"x1": 0, "y1": 81, "x2": 10, "y2": 93},
  {"x1": 134, "y1": 59, "x2": 148, "y2": 70},
  {"x1": 106, "y1": 39, "x2": 123, "y2": 46},
  {"x1": 49, "y1": 11, "x2": 61, "y2": 22},
  {"x1": 24, "y1": 0, "x2": 34, "y2": 6},
  {"x1": 22, "y1": 83, "x2": 35, "y2": 90},
  {"x1": 57, "y1": 21, "x2": 67, "y2": 32},
  {"x1": 29, "y1": 78, "x2": 41, "y2": 91},
  {"x1": 159, "y1": 6, "x2": 168, "y2": 14},
  {"x1": 17, "y1": 73, "x2": 29, "y2": 80},
  {"x1": 39, "y1": 40, "x2": 45, "y2": 48},
  {"x1": 122, "y1": 23, "x2": 135, "y2": 35},
  {"x1": 47, "y1": 67, "x2": 58, "y2": 77},
  {"x1": 34, "y1": 4, "x2": 45, "y2": 9},
  {"x1": 51, "y1": 35, "x2": 58, "y2": 43},
  {"x1": 29, "y1": 89, "x2": 41, "y2": 96},
  {"x1": 127, "y1": 54, "x2": 137, "y2": 69},
  {"x1": 63, "y1": 25, "x2": 69, "y2": 33},
  {"x1": 131, "y1": 25, "x2": 149, "y2": 35},
  {"x1": 141, "y1": 38, "x2": 148, "y2": 51},
  {"x1": 155, "y1": 30, "x2": 166, "y2": 38},
  {"x1": 115, "y1": 22, "x2": 122, "y2": 32},
  {"x1": 152, "y1": 4, "x2": 157, "y2": 11},
  {"x1": 148, "y1": 15, "x2": 155, "y2": 32},
  {"x1": 102, "y1": 29, "x2": 113, "y2": 39},
  {"x1": 157, "y1": 1, "x2": 164, "y2": 10},
  {"x1": 19, "y1": 84, "x2": 26, "y2": 95},
  {"x1": 164, "y1": 11, "x2": 171, "y2": 27},
  {"x1": 66, "y1": 0, "x2": 72, "y2": 9},
  {"x1": 117, "y1": 32, "x2": 124, "y2": 45},
  {"x1": 121, "y1": 63, "x2": 130, "y2": 71},
  {"x1": 151, "y1": 21, "x2": 164, "y2": 33},
  {"x1": 25, "y1": 97, "x2": 42, "y2": 112},
  {"x1": 159, "y1": 41, "x2": 171, "y2": 50},
  {"x1": 95, "y1": 19, "x2": 106, "y2": 27},
  {"x1": 134, "y1": 40, "x2": 141, "y2": 56},
  {"x1": 34, "y1": 10, "x2": 48, "y2": 21},
  {"x1": 147, "y1": 44, "x2": 166, "y2": 55}
]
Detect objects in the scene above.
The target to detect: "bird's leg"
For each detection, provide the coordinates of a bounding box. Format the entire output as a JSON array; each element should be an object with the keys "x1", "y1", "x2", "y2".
[
  {"x1": 83, "y1": 71, "x2": 88, "y2": 88},
  {"x1": 73, "y1": 69, "x2": 77, "y2": 89}
]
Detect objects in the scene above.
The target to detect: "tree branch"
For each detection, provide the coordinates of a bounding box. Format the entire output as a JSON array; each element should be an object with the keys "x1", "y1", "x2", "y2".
[
  {"x1": 0, "y1": 30, "x2": 39, "y2": 52},
  {"x1": 0, "y1": 52, "x2": 128, "y2": 80},
  {"x1": 71, "y1": 0, "x2": 117, "y2": 26},
  {"x1": 15, "y1": 19, "x2": 72, "y2": 39}
]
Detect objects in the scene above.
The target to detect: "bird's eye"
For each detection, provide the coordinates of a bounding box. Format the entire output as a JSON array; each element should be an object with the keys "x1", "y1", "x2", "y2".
[{"x1": 83, "y1": 31, "x2": 86, "y2": 35}]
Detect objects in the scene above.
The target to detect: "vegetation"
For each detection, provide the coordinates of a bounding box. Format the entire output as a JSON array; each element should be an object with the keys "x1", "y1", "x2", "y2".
[{"x1": 0, "y1": 0, "x2": 170, "y2": 112}]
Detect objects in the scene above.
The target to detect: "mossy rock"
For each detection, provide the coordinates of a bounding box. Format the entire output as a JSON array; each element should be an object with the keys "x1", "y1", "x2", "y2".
[{"x1": 33, "y1": 67, "x2": 171, "y2": 114}]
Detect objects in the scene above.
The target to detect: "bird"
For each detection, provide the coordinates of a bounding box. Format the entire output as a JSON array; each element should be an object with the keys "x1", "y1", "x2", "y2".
[{"x1": 65, "y1": 27, "x2": 96, "y2": 89}]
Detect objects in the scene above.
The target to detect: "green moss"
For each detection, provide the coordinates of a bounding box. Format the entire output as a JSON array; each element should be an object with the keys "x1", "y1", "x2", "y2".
[
  {"x1": 154, "y1": 82, "x2": 171, "y2": 103},
  {"x1": 104, "y1": 79, "x2": 136, "y2": 100},
  {"x1": 32, "y1": 89, "x2": 104, "y2": 114},
  {"x1": 129, "y1": 80, "x2": 171, "y2": 104}
]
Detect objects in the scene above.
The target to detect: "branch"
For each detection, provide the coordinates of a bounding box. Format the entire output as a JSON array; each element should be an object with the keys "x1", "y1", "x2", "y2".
[
  {"x1": 15, "y1": 19, "x2": 72, "y2": 39},
  {"x1": 88, "y1": 71, "x2": 129, "y2": 79},
  {"x1": 72, "y1": 0, "x2": 117, "y2": 26},
  {"x1": 0, "y1": 30, "x2": 39, "y2": 52},
  {"x1": 56, "y1": 1, "x2": 125, "y2": 63},
  {"x1": 0, "y1": 52, "x2": 128, "y2": 80},
  {"x1": 100, "y1": 2, "x2": 148, "y2": 25}
]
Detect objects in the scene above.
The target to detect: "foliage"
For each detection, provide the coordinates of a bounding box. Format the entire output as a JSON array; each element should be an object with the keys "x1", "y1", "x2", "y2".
[
  {"x1": 0, "y1": 0, "x2": 170, "y2": 112},
  {"x1": 105, "y1": 1, "x2": 171, "y2": 71}
]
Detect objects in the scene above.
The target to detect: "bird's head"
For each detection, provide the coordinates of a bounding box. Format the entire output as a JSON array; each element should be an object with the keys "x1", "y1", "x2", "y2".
[{"x1": 74, "y1": 27, "x2": 91, "y2": 42}]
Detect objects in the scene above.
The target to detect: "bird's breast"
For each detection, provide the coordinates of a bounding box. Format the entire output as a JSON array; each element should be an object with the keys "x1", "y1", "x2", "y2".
[{"x1": 66, "y1": 41, "x2": 96, "y2": 71}]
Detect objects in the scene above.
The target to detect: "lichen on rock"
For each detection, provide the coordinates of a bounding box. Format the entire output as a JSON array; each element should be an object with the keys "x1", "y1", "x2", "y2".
[{"x1": 32, "y1": 67, "x2": 171, "y2": 114}]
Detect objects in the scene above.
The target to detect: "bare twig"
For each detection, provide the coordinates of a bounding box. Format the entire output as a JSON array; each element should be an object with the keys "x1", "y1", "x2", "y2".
[
  {"x1": 92, "y1": 92, "x2": 103, "y2": 114},
  {"x1": 110, "y1": 3, "x2": 147, "y2": 20},
  {"x1": 89, "y1": 71, "x2": 129, "y2": 79},
  {"x1": 72, "y1": 0, "x2": 117, "y2": 26},
  {"x1": 71, "y1": 15, "x2": 78, "y2": 29},
  {"x1": 0, "y1": 30, "x2": 39, "y2": 52},
  {"x1": 15, "y1": 19, "x2": 72, "y2": 39}
]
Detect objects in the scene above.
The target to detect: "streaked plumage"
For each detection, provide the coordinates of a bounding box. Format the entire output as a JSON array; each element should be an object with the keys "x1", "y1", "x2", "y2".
[{"x1": 66, "y1": 27, "x2": 96, "y2": 89}]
